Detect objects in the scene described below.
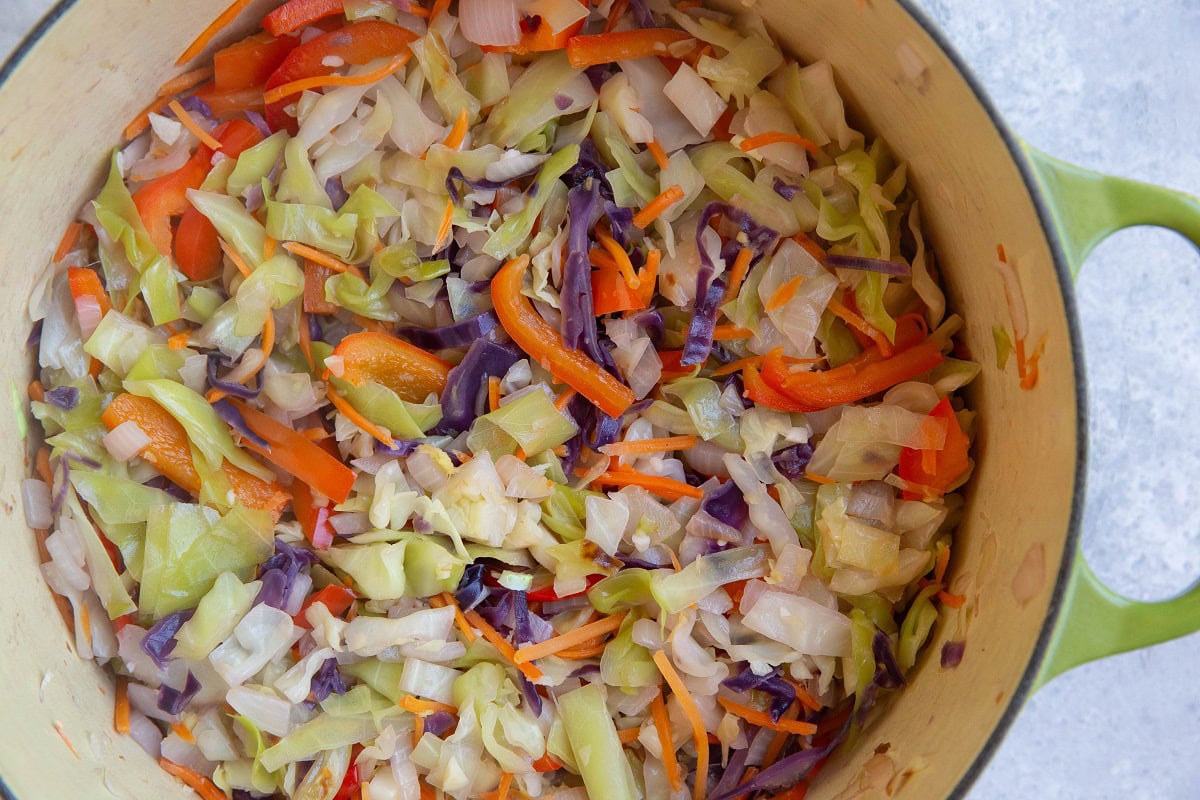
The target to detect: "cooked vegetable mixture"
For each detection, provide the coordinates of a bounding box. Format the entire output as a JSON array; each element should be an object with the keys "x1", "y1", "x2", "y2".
[{"x1": 25, "y1": 0, "x2": 978, "y2": 798}]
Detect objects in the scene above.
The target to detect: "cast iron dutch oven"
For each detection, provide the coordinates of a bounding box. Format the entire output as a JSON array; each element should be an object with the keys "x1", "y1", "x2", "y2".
[{"x1": 1, "y1": 1, "x2": 1198, "y2": 798}]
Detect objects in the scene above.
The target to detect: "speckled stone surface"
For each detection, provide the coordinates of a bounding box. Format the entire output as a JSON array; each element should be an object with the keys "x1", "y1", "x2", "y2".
[{"x1": 3, "y1": 1, "x2": 1199, "y2": 798}]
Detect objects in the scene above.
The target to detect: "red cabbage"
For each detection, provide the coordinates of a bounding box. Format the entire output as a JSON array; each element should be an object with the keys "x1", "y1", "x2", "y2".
[
  {"x1": 825, "y1": 253, "x2": 911, "y2": 276},
  {"x1": 941, "y1": 640, "x2": 966, "y2": 669},
  {"x1": 603, "y1": 200, "x2": 636, "y2": 248},
  {"x1": 437, "y1": 339, "x2": 522, "y2": 432},
  {"x1": 518, "y1": 672, "x2": 543, "y2": 717},
  {"x1": 310, "y1": 657, "x2": 347, "y2": 702},
  {"x1": 445, "y1": 167, "x2": 512, "y2": 205},
  {"x1": 772, "y1": 177, "x2": 802, "y2": 200},
  {"x1": 561, "y1": 183, "x2": 615, "y2": 372},
  {"x1": 872, "y1": 629, "x2": 905, "y2": 689},
  {"x1": 710, "y1": 746, "x2": 750, "y2": 799},
  {"x1": 423, "y1": 710, "x2": 456, "y2": 737},
  {"x1": 721, "y1": 373, "x2": 753, "y2": 410},
  {"x1": 141, "y1": 609, "x2": 195, "y2": 668},
  {"x1": 307, "y1": 314, "x2": 324, "y2": 343},
  {"x1": 26, "y1": 320, "x2": 42, "y2": 347},
  {"x1": 397, "y1": 311, "x2": 498, "y2": 350},
  {"x1": 702, "y1": 480, "x2": 748, "y2": 530},
  {"x1": 243, "y1": 110, "x2": 271, "y2": 137},
  {"x1": 207, "y1": 353, "x2": 262, "y2": 399},
  {"x1": 771, "y1": 443, "x2": 814, "y2": 480},
  {"x1": 212, "y1": 398, "x2": 270, "y2": 451},
  {"x1": 375, "y1": 439, "x2": 423, "y2": 457},
  {"x1": 324, "y1": 176, "x2": 349, "y2": 211},
  {"x1": 709, "y1": 721, "x2": 848, "y2": 800},
  {"x1": 255, "y1": 539, "x2": 316, "y2": 609},
  {"x1": 177, "y1": 95, "x2": 214, "y2": 122},
  {"x1": 633, "y1": 309, "x2": 664, "y2": 346},
  {"x1": 43, "y1": 385, "x2": 79, "y2": 411},
  {"x1": 627, "y1": 0, "x2": 656, "y2": 27},
  {"x1": 145, "y1": 475, "x2": 191, "y2": 502},
  {"x1": 454, "y1": 563, "x2": 489, "y2": 611},
  {"x1": 157, "y1": 670, "x2": 201, "y2": 715},
  {"x1": 553, "y1": 93, "x2": 573, "y2": 111},
  {"x1": 721, "y1": 664, "x2": 796, "y2": 722},
  {"x1": 681, "y1": 280, "x2": 724, "y2": 366}
]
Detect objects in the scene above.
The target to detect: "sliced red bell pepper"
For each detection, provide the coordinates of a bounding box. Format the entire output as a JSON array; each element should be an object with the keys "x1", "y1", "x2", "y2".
[
  {"x1": 897, "y1": 396, "x2": 970, "y2": 499},
  {"x1": 292, "y1": 477, "x2": 337, "y2": 549},
  {"x1": 297, "y1": 584, "x2": 357, "y2": 626},
  {"x1": 263, "y1": 0, "x2": 346, "y2": 37},
  {"x1": 525, "y1": 574, "x2": 605, "y2": 602},
  {"x1": 331, "y1": 763, "x2": 360, "y2": 800},
  {"x1": 263, "y1": 20, "x2": 418, "y2": 133},
  {"x1": 332, "y1": 331, "x2": 451, "y2": 403},
  {"x1": 741, "y1": 362, "x2": 809, "y2": 412},
  {"x1": 213, "y1": 32, "x2": 301, "y2": 92},
  {"x1": 227, "y1": 398, "x2": 357, "y2": 503},
  {"x1": 174, "y1": 206, "x2": 222, "y2": 281},
  {"x1": 193, "y1": 82, "x2": 266, "y2": 116},
  {"x1": 760, "y1": 340, "x2": 943, "y2": 412}
]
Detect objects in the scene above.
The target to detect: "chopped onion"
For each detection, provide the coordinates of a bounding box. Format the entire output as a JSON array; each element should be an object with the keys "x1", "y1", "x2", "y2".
[
  {"x1": 331, "y1": 511, "x2": 371, "y2": 536},
  {"x1": 226, "y1": 685, "x2": 295, "y2": 738},
  {"x1": 458, "y1": 0, "x2": 521, "y2": 46},
  {"x1": 223, "y1": 348, "x2": 268, "y2": 384},
  {"x1": 21, "y1": 478, "x2": 52, "y2": 529},
  {"x1": 74, "y1": 294, "x2": 104, "y2": 341},
  {"x1": 324, "y1": 354, "x2": 346, "y2": 378},
  {"x1": 127, "y1": 710, "x2": 164, "y2": 758},
  {"x1": 103, "y1": 420, "x2": 151, "y2": 462}
]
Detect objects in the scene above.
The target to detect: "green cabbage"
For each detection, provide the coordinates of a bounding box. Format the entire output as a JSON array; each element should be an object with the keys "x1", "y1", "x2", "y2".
[
  {"x1": 265, "y1": 200, "x2": 358, "y2": 260},
  {"x1": 483, "y1": 144, "x2": 579, "y2": 258},
  {"x1": 600, "y1": 613, "x2": 658, "y2": 688},
  {"x1": 173, "y1": 572, "x2": 261, "y2": 660},
  {"x1": 411, "y1": 32, "x2": 480, "y2": 126},
  {"x1": 187, "y1": 189, "x2": 268, "y2": 268},
  {"x1": 558, "y1": 683, "x2": 640, "y2": 800},
  {"x1": 276, "y1": 135, "x2": 330, "y2": 208},
  {"x1": 227, "y1": 131, "x2": 288, "y2": 199},
  {"x1": 466, "y1": 389, "x2": 578, "y2": 459},
  {"x1": 662, "y1": 377, "x2": 741, "y2": 451},
  {"x1": 483, "y1": 51, "x2": 581, "y2": 147}
]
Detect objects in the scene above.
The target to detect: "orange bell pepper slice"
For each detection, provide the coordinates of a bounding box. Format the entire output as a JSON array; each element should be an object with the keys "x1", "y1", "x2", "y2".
[
  {"x1": 296, "y1": 584, "x2": 356, "y2": 627},
  {"x1": 331, "y1": 331, "x2": 451, "y2": 403},
  {"x1": 760, "y1": 340, "x2": 944, "y2": 412},
  {"x1": 897, "y1": 396, "x2": 970, "y2": 498},
  {"x1": 101, "y1": 394, "x2": 289, "y2": 520},
  {"x1": 213, "y1": 31, "x2": 301, "y2": 92},
  {"x1": 226, "y1": 398, "x2": 356, "y2": 503},
  {"x1": 491, "y1": 255, "x2": 637, "y2": 419},
  {"x1": 67, "y1": 267, "x2": 112, "y2": 318},
  {"x1": 565, "y1": 28, "x2": 695, "y2": 69},
  {"x1": 174, "y1": 206, "x2": 223, "y2": 281}
]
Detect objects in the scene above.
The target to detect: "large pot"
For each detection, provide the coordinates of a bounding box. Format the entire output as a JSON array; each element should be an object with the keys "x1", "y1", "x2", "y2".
[{"x1": 1, "y1": 1, "x2": 1197, "y2": 799}]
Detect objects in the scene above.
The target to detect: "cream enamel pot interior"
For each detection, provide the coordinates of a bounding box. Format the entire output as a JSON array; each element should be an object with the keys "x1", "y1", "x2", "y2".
[{"x1": 3, "y1": 1, "x2": 1200, "y2": 799}]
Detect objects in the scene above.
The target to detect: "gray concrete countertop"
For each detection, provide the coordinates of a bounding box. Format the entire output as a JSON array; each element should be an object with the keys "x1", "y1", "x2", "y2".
[{"x1": 3, "y1": 1, "x2": 1199, "y2": 798}]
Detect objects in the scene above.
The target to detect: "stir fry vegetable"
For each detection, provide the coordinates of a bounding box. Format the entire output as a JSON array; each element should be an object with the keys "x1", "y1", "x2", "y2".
[{"x1": 26, "y1": 2, "x2": 978, "y2": 799}]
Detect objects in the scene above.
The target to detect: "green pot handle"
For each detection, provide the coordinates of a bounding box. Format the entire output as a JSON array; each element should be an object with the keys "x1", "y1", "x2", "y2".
[{"x1": 1020, "y1": 143, "x2": 1200, "y2": 689}]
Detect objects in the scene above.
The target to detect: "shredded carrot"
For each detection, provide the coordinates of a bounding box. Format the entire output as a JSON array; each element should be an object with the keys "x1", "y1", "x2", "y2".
[
  {"x1": 496, "y1": 772, "x2": 514, "y2": 800},
  {"x1": 35, "y1": 447, "x2": 53, "y2": 486},
  {"x1": 552, "y1": 641, "x2": 609, "y2": 659},
  {"x1": 938, "y1": 590, "x2": 967, "y2": 608},
  {"x1": 429, "y1": 0, "x2": 452, "y2": 21},
  {"x1": 113, "y1": 676, "x2": 131, "y2": 735},
  {"x1": 640, "y1": 249, "x2": 661, "y2": 302},
  {"x1": 441, "y1": 107, "x2": 471, "y2": 150},
  {"x1": 711, "y1": 324, "x2": 753, "y2": 341},
  {"x1": 159, "y1": 758, "x2": 226, "y2": 800},
  {"x1": 177, "y1": 0, "x2": 254, "y2": 63},
  {"x1": 1020, "y1": 333, "x2": 1046, "y2": 391},
  {"x1": 717, "y1": 697, "x2": 817, "y2": 735},
  {"x1": 78, "y1": 601, "x2": 92, "y2": 650},
  {"x1": 400, "y1": 695, "x2": 459, "y2": 716},
  {"x1": 53, "y1": 222, "x2": 84, "y2": 263},
  {"x1": 588, "y1": 248, "x2": 620, "y2": 272},
  {"x1": 587, "y1": 468, "x2": 704, "y2": 501},
  {"x1": 600, "y1": 435, "x2": 698, "y2": 457},
  {"x1": 617, "y1": 726, "x2": 642, "y2": 745},
  {"x1": 765, "y1": 275, "x2": 805, "y2": 313},
  {"x1": 595, "y1": 228, "x2": 639, "y2": 289},
  {"x1": 436, "y1": 197, "x2": 454, "y2": 251},
  {"x1": 166, "y1": 99, "x2": 223, "y2": 151},
  {"x1": 264, "y1": 51, "x2": 412, "y2": 105},
  {"x1": 996, "y1": 243, "x2": 1008, "y2": 263},
  {"x1": 604, "y1": 0, "x2": 630, "y2": 32},
  {"x1": 761, "y1": 703, "x2": 802, "y2": 768},
  {"x1": 167, "y1": 331, "x2": 191, "y2": 350},
  {"x1": 825, "y1": 296, "x2": 892, "y2": 356},
  {"x1": 28, "y1": 380, "x2": 45, "y2": 403},
  {"x1": 653, "y1": 650, "x2": 708, "y2": 800},
  {"x1": 282, "y1": 242, "x2": 360, "y2": 276},
  {"x1": 514, "y1": 613, "x2": 627, "y2": 664},
  {"x1": 123, "y1": 95, "x2": 172, "y2": 141},
  {"x1": 785, "y1": 679, "x2": 823, "y2": 713},
  {"x1": 792, "y1": 232, "x2": 827, "y2": 264},
  {"x1": 720, "y1": 247, "x2": 754, "y2": 304},
  {"x1": 326, "y1": 385, "x2": 396, "y2": 448},
  {"x1": 488, "y1": 376, "x2": 502, "y2": 413},
  {"x1": 257, "y1": 312, "x2": 276, "y2": 364},
  {"x1": 170, "y1": 721, "x2": 196, "y2": 744},
  {"x1": 53, "y1": 721, "x2": 80, "y2": 760},
  {"x1": 263, "y1": 236, "x2": 277, "y2": 260},
  {"x1": 218, "y1": 239, "x2": 253, "y2": 278},
  {"x1": 650, "y1": 690, "x2": 683, "y2": 792},
  {"x1": 156, "y1": 67, "x2": 214, "y2": 98},
  {"x1": 805, "y1": 471, "x2": 836, "y2": 485},
  {"x1": 413, "y1": 713, "x2": 425, "y2": 749},
  {"x1": 934, "y1": 544, "x2": 951, "y2": 585},
  {"x1": 463, "y1": 609, "x2": 545, "y2": 682},
  {"x1": 739, "y1": 131, "x2": 821, "y2": 157},
  {"x1": 633, "y1": 185, "x2": 684, "y2": 229},
  {"x1": 710, "y1": 355, "x2": 764, "y2": 378},
  {"x1": 647, "y1": 138, "x2": 670, "y2": 171},
  {"x1": 553, "y1": 388, "x2": 577, "y2": 412}
]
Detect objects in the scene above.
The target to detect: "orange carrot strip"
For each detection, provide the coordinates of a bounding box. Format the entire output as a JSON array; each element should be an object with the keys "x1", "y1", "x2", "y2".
[
  {"x1": 805, "y1": 471, "x2": 836, "y2": 485},
  {"x1": 791, "y1": 232, "x2": 827, "y2": 264},
  {"x1": 647, "y1": 138, "x2": 670, "y2": 171},
  {"x1": 463, "y1": 609, "x2": 545, "y2": 682},
  {"x1": 595, "y1": 228, "x2": 639, "y2": 288},
  {"x1": 400, "y1": 695, "x2": 459, "y2": 716},
  {"x1": 326, "y1": 385, "x2": 396, "y2": 448},
  {"x1": 159, "y1": 758, "x2": 226, "y2": 800},
  {"x1": 282, "y1": 241, "x2": 359, "y2": 275},
  {"x1": 513, "y1": 613, "x2": 627, "y2": 664},
  {"x1": 617, "y1": 726, "x2": 642, "y2": 745},
  {"x1": 264, "y1": 51, "x2": 412, "y2": 104},
  {"x1": 263, "y1": 236, "x2": 277, "y2": 260},
  {"x1": 488, "y1": 376, "x2": 502, "y2": 413},
  {"x1": 765, "y1": 275, "x2": 805, "y2": 313},
  {"x1": 156, "y1": 67, "x2": 215, "y2": 98},
  {"x1": 497, "y1": 772, "x2": 514, "y2": 800},
  {"x1": 650, "y1": 690, "x2": 683, "y2": 792},
  {"x1": 218, "y1": 239, "x2": 253, "y2": 278},
  {"x1": 113, "y1": 676, "x2": 131, "y2": 735},
  {"x1": 825, "y1": 296, "x2": 892, "y2": 357},
  {"x1": 166, "y1": 99, "x2": 223, "y2": 151},
  {"x1": 653, "y1": 650, "x2": 709, "y2": 800},
  {"x1": 588, "y1": 248, "x2": 620, "y2": 271},
  {"x1": 711, "y1": 355, "x2": 765, "y2": 378},
  {"x1": 711, "y1": 325, "x2": 753, "y2": 341},
  {"x1": 441, "y1": 107, "x2": 471, "y2": 150},
  {"x1": 934, "y1": 544, "x2": 951, "y2": 586},
  {"x1": 739, "y1": 131, "x2": 821, "y2": 157},
  {"x1": 588, "y1": 468, "x2": 704, "y2": 501},
  {"x1": 638, "y1": 249, "x2": 661, "y2": 306},
  {"x1": 439, "y1": 592, "x2": 478, "y2": 643},
  {"x1": 720, "y1": 247, "x2": 754, "y2": 304},
  {"x1": 170, "y1": 721, "x2": 196, "y2": 744},
  {"x1": 53, "y1": 222, "x2": 84, "y2": 263},
  {"x1": 429, "y1": 0, "x2": 452, "y2": 21},
  {"x1": 599, "y1": 435, "x2": 698, "y2": 457},
  {"x1": 167, "y1": 332, "x2": 191, "y2": 350},
  {"x1": 937, "y1": 590, "x2": 966, "y2": 608},
  {"x1": 553, "y1": 388, "x2": 577, "y2": 412},
  {"x1": 717, "y1": 697, "x2": 817, "y2": 735},
  {"x1": 633, "y1": 185, "x2": 684, "y2": 229},
  {"x1": 436, "y1": 197, "x2": 454, "y2": 251},
  {"x1": 604, "y1": 0, "x2": 630, "y2": 33},
  {"x1": 177, "y1": 0, "x2": 255, "y2": 63},
  {"x1": 124, "y1": 96, "x2": 172, "y2": 141},
  {"x1": 552, "y1": 641, "x2": 609, "y2": 659}
]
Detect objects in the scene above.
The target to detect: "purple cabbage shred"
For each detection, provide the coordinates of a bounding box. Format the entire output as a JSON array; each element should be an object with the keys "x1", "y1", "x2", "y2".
[
  {"x1": 941, "y1": 640, "x2": 966, "y2": 669},
  {"x1": 872, "y1": 630, "x2": 906, "y2": 689},
  {"x1": 255, "y1": 539, "x2": 317, "y2": 610},
  {"x1": 454, "y1": 563, "x2": 489, "y2": 611},
  {"x1": 437, "y1": 339, "x2": 522, "y2": 432},
  {"x1": 423, "y1": 711, "x2": 456, "y2": 737},
  {"x1": 157, "y1": 671, "x2": 201, "y2": 715},
  {"x1": 141, "y1": 609, "x2": 195, "y2": 669},
  {"x1": 43, "y1": 385, "x2": 80, "y2": 411},
  {"x1": 772, "y1": 176, "x2": 802, "y2": 200},
  {"x1": 212, "y1": 398, "x2": 270, "y2": 451},
  {"x1": 324, "y1": 177, "x2": 349, "y2": 211},
  {"x1": 396, "y1": 311, "x2": 498, "y2": 351},
  {"x1": 702, "y1": 481, "x2": 749, "y2": 530},
  {"x1": 207, "y1": 353, "x2": 262, "y2": 399},
  {"x1": 310, "y1": 658, "x2": 347, "y2": 702},
  {"x1": 824, "y1": 253, "x2": 911, "y2": 276},
  {"x1": 771, "y1": 443, "x2": 814, "y2": 479}
]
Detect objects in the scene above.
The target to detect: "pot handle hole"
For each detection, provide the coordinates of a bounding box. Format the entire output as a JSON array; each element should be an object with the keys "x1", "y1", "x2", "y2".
[{"x1": 1021, "y1": 143, "x2": 1200, "y2": 690}]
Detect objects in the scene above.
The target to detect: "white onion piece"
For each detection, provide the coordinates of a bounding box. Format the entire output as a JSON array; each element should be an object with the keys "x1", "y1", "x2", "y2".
[
  {"x1": 21, "y1": 478, "x2": 52, "y2": 530},
  {"x1": 283, "y1": 572, "x2": 313, "y2": 616},
  {"x1": 179, "y1": 354, "x2": 208, "y2": 394},
  {"x1": 663, "y1": 62, "x2": 727, "y2": 137},
  {"x1": 323, "y1": 354, "x2": 345, "y2": 378},
  {"x1": 330, "y1": 511, "x2": 371, "y2": 536},
  {"x1": 406, "y1": 449, "x2": 449, "y2": 493},
  {"x1": 224, "y1": 348, "x2": 267, "y2": 384},
  {"x1": 127, "y1": 711, "x2": 163, "y2": 758},
  {"x1": 44, "y1": 528, "x2": 89, "y2": 591},
  {"x1": 129, "y1": 140, "x2": 192, "y2": 182},
  {"x1": 485, "y1": 151, "x2": 549, "y2": 183},
  {"x1": 103, "y1": 420, "x2": 151, "y2": 462},
  {"x1": 459, "y1": 0, "x2": 521, "y2": 46},
  {"x1": 227, "y1": 684, "x2": 295, "y2": 738}
]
